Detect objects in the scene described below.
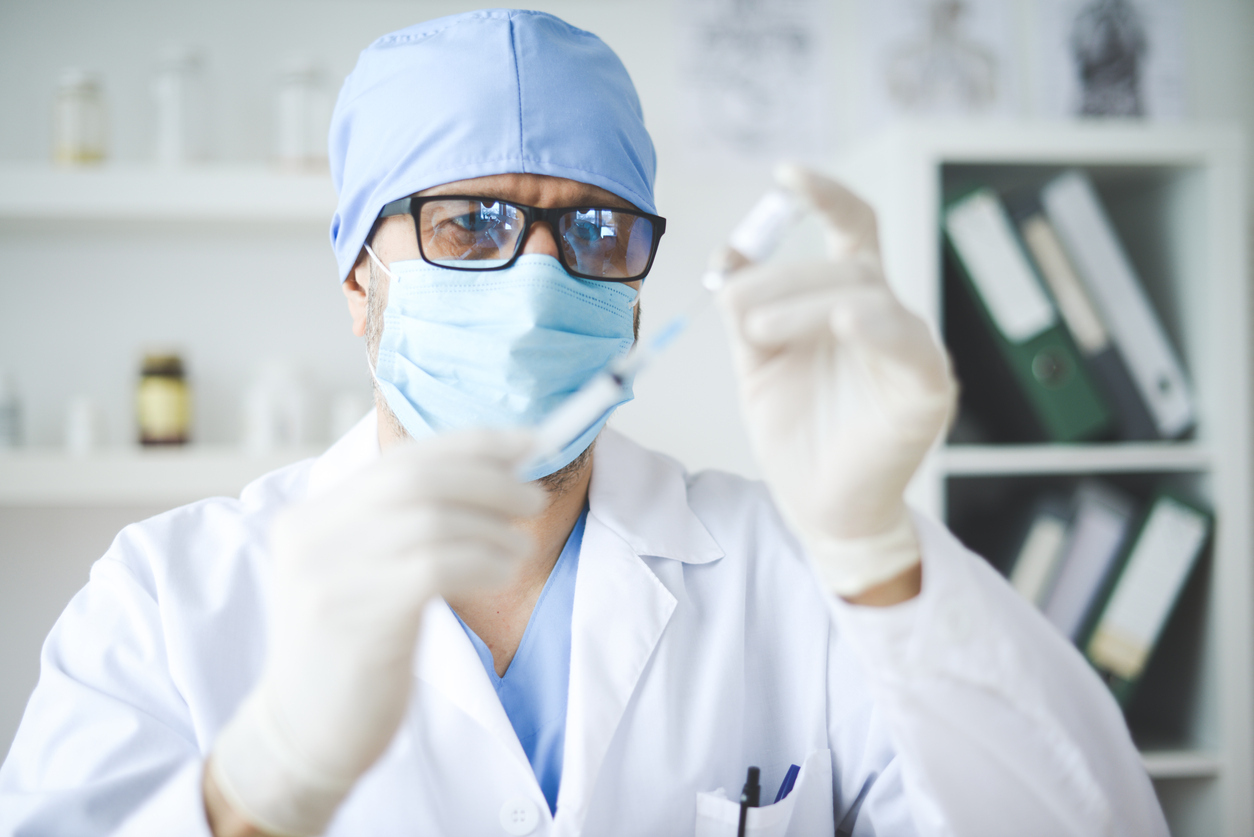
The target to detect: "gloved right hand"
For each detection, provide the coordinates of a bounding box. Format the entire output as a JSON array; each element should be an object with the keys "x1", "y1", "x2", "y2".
[{"x1": 209, "y1": 429, "x2": 546, "y2": 836}]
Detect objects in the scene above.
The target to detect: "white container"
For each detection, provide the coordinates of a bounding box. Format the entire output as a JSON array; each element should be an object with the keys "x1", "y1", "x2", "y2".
[
  {"x1": 65, "y1": 395, "x2": 103, "y2": 455},
  {"x1": 53, "y1": 68, "x2": 107, "y2": 166},
  {"x1": 152, "y1": 45, "x2": 208, "y2": 166},
  {"x1": 275, "y1": 58, "x2": 330, "y2": 170},
  {"x1": 243, "y1": 361, "x2": 307, "y2": 453}
]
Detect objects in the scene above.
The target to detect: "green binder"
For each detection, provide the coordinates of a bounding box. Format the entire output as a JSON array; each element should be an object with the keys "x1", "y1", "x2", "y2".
[
  {"x1": 1079, "y1": 493, "x2": 1212, "y2": 707},
  {"x1": 943, "y1": 187, "x2": 1113, "y2": 442}
]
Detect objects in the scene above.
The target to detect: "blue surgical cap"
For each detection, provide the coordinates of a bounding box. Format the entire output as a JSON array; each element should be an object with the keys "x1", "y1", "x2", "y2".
[{"x1": 328, "y1": 9, "x2": 658, "y2": 282}]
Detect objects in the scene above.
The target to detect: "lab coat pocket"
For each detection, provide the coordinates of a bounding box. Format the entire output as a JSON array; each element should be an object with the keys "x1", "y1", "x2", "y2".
[{"x1": 694, "y1": 749, "x2": 833, "y2": 837}]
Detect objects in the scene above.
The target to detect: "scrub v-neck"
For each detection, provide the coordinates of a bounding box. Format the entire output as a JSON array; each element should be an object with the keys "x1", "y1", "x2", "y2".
[{"x1": 454, "y1": 507, "x2": 586, "y2": 814}]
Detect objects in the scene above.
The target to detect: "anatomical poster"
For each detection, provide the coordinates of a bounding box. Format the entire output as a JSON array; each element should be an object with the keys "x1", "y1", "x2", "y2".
[
  {"x1": 677, "y1": 0, "x2": 832, "y2": 158},
  {"x1": 1035, "y1": 0, "x2": 1187, "y2": 120},
  {"x1": 859, "y1": 0, "x2": 1022, "y2": 128}
]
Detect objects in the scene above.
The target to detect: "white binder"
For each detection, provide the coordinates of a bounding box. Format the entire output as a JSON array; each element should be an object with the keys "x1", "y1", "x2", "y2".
[{"x1": 1041, "y1": 171, "x2": 1195, "y2": 438}]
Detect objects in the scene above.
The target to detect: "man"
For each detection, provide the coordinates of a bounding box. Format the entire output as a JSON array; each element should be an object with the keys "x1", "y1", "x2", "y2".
[{"x1": 0, "y1": 10, "x2": 1164, "y2": 836}]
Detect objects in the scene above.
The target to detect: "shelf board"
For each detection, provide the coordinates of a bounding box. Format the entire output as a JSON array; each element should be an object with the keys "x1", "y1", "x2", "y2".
[
  {"x1": 0, "y1": 446, "x2": 323, "y2": 506},
  {"x1": 0, "y1": 163, "x2": 336, "y2": 222},
  {"x1": 1141, "y1": 750, "x2": 1222, "y2": 780},
  {"x1": 938, "y1": 443, "x2": 1211, "y2": 476},
  {"x1": 868, "y1": 121, "x2": 1242, "y2": 167}
]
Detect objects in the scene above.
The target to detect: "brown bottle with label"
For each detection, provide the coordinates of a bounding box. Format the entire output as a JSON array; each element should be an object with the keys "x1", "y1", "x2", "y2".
[{"x1": 137, "y1": 353, "x2": 191, "y2": 445}]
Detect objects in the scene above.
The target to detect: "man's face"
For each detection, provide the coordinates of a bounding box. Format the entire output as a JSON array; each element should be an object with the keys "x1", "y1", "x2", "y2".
[
  {"x1": 341, "y1": 172, "x2": 646, "y2": 483},
  {"x1": 343, "y1": 172, "x2": 644, "y2": 338}
]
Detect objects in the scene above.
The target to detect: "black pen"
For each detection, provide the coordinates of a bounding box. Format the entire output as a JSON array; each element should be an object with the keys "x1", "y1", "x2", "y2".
[{"x1": 737, "y1": 765, "x2": 761, "y2": 837}]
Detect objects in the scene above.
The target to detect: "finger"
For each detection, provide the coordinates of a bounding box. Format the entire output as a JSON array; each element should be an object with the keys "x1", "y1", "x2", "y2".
[
  {"x1": 827, "y1": 288, "x2": 957, "y2": 404},
  {"x1": 366, "y1": 457, "x2": 547, "y2": 517},
  {"x1": 404, "y1": 427, "x2": 537, "y2": 465},
  {"x1": 774, "y1": 163, "x2": 879, "y2": 259},
  {"x1": 388, "y1": 504, "x2": 535, "y2": 557},
  {"x1": 420, "y1": 506, "x2": 534, "y2": 556},
  {"x1": 717, "y1": 258, "x2": 877, "y2": 319},
  {"x1": 430, "y1": 542, "x2": 521, "y2": 592},
  {"x1": 741, "y1": 286, "x2": 870, "y2": 346},
  {"x1": 828, "y1": 286, "x2": 939, "y2": 369}
]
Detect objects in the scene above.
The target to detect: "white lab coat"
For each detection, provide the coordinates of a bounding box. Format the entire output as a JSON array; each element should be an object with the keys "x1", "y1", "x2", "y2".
[{"x1": 0, "y1": 415, "x2": 1164, "y2": 837}]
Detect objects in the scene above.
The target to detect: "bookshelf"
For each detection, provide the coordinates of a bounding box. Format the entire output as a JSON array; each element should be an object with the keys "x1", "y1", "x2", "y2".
[{"x1": 833, "y1": 123, "x2": 1250, "y2": 837}]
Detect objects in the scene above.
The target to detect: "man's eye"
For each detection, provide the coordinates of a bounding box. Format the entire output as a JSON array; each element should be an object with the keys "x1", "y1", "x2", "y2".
[
  {"x1": 452, "y1": 213, "x2": 494, "y2": 232},
  {"x1": 568, "y1": 222, "x2": 602, "y2": 243}
]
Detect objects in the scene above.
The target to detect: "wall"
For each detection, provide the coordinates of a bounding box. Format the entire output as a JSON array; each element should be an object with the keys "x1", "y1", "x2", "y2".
[{"x1": 1, "y1": 0, "x2": 1252, "y2": 756}]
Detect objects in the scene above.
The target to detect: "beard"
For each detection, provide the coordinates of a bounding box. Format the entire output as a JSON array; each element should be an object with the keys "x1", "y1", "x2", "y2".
[{"x1": 365, "y1": 257, "x2": 638, "y2": 496}]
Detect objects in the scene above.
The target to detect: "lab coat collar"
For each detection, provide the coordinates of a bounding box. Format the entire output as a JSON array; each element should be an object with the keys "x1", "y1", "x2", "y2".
[
  {"x1": 586, "y1": 428, "x2": 724, "y2": 565},
  {"x1": 302, "y1": 417, "x2": 715, "y2": 830},
  {"x1": 414, "y1": 599, "x2": 535, "y2": 773},
  {"x1": 304, "y1": 408, "x2": 381, "y2": 498},
  {"x1": 306, "y1": 418, "x2": 725, "y2": 567}
]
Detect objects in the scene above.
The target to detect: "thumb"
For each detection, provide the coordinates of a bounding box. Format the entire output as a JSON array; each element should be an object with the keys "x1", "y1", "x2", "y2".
[{"x1": 775, "y1": 163, "x2": 880, "y2": 259}]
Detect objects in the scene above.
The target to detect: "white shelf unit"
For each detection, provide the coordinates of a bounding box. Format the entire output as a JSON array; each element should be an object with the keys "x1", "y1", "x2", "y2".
[
  {"x1": 833, "y1": 124, "x2": 1250, "y2": 837},
  {"x1": 0, "y1": 447, "x2": 322, "y2": 507},
  {"x1": 0, "y1": 163, "x2": 341, "y2": 507},
  {"x1": 0, "y1": 163, "x2": 337, "y2": 221}
]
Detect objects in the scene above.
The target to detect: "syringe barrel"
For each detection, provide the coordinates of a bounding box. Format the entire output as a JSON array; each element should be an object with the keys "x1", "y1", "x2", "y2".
[{"x1": 520, "y1": 373, "x2": 624, "y2": 478}]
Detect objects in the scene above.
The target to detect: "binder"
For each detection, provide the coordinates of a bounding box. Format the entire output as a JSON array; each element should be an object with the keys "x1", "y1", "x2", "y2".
[
  {"x1": 1040, "y1": 171, "x2": 1195, "y2": 438},
  {"x1": 1006, "y1": 195, "x2": 1158, "y2": 440},
  {"x1": 1084, "y1": 495, "x2": 1211, "y2": 705},
  {"x1": 943, "y1": 188, "x2": 1113, "y2": 442},
  {"x1": 1040, "y1": 481, "x2": 1138, "y2": 642},
  {"x1": 1007, "y1": 496, "x2": 1072, "y2": 607}
]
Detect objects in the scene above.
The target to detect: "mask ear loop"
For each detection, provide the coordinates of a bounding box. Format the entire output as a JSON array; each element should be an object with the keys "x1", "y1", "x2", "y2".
[
  {"x1": 363, "y1": 243, "x2": 396, "y2": 281},
  {"x1": 360, "y1": 244, "x2": 396, "y2": 382}
]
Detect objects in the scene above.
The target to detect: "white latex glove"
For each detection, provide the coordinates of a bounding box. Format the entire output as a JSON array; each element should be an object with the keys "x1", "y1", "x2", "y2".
[
  {"x1": 715, "y1": 165, "x2": 957, "y2": 598},
  {"x1": 210, "y1": 430, "x2": 546, "y2": 836}
]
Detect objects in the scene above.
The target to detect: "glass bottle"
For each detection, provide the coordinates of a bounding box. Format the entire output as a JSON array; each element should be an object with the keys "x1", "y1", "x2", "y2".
[
  {"x1": 137, "y1": 353, "x2": 191, "y2": 445},
  {"x1": 53, "y1": 68, "x2": 107, "y2": 166},
  {"x1": 275, "y1": 58, "x2": 329, "y2": 170}
]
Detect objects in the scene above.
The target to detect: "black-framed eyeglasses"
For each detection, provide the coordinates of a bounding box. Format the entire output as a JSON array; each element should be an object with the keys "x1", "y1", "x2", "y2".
[{"x1": 373, "y1": 195, "x2": 667, "y2": 282}]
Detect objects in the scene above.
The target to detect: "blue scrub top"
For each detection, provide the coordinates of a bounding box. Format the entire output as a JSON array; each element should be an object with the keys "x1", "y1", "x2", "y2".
[{"x1": 455, "y1": 508, "x2": 586, "y2": 814}]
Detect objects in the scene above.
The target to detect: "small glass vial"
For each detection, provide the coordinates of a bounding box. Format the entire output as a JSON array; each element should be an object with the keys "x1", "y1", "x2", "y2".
[
  {"x1": 137, "y1": 353, "x2": 191, "y2": 445},
  {"x1": 704, "y1": 188, "x2": 802, "y2": 289},
  {"x1": 53, "y1": 68, "x2": 107, "y2": 166}
]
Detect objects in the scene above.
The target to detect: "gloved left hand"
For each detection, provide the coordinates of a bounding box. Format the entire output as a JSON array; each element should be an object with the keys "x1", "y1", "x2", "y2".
[{"x1": 714, "y1": 165, "x2": 957, "y2": 599}]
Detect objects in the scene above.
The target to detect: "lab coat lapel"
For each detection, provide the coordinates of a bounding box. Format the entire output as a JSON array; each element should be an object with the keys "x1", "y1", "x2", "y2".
[
  {"x1": 555, "y1": 430, "x2": 722, "y2": 833},
  {"x1": 557, "y1": 511, "x2": 676, "y2": 833},
  {"x1": 413, "y1": 599, "x2": 533, "y2": 775}
]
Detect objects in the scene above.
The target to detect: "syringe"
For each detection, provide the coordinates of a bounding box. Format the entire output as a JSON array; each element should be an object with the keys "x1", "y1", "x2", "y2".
[
  {"x1": 517, "y1": 313, "x2": 690, "y2": 479},
  {"x1": 518, "y1": 186, "x2": 803, "y2": 480}
]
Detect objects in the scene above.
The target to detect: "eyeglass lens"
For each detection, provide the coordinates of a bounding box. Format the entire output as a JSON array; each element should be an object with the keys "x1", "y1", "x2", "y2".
[{"x1": 418, "y1": 199, "x2": 655, "y2": 278}]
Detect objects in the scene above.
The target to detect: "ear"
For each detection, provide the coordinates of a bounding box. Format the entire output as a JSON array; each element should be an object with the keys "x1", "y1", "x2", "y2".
[{"x1": 343, "y1": 250, "x2": 370, "y2": 337}]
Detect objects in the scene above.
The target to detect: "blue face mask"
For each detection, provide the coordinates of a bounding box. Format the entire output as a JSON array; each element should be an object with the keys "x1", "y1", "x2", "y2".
[{"x1": 366, "y1": 251, "x2": 638, "y2": 480}]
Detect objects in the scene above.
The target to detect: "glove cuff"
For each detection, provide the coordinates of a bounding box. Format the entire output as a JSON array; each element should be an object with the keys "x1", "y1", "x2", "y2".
[
  {"x1": 211, "y1": 689, "x2": 356, "y2": 837},
  {"x1": 804, "y1": 510, "x2": 922, "y2": 598}
]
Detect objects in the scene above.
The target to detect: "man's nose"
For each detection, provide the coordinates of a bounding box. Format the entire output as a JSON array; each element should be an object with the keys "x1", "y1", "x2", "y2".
[{"x1": 521, "y1": 221, "x2": 562, "y2": 259}]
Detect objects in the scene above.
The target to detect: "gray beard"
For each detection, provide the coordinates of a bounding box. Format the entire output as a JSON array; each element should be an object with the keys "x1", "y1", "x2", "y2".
[{"x1": 364, "y1": 258, "x2": 632, "y2": 497}]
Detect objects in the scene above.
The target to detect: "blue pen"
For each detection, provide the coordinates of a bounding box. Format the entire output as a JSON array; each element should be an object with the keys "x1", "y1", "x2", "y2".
[{"x1": 774, "y1": 764, "x2": 801, "y2": 804}]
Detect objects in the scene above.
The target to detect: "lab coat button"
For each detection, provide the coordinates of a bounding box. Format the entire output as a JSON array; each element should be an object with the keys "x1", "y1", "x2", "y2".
[{"x1": 499, "y1": 796, "x2": 540, "y2": 835}]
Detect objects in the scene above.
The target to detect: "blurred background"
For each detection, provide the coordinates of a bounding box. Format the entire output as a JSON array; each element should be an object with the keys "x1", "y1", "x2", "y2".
[{"x1": 1, "y1": 1, "x2": 1253, "y2": 833}]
